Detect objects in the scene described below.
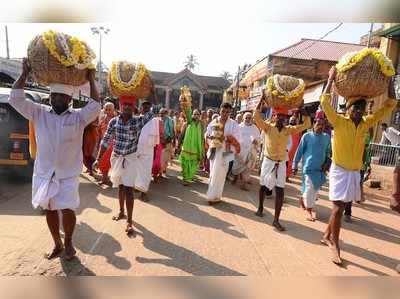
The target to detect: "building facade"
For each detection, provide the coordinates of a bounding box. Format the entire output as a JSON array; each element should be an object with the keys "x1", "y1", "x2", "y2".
[
  {"x1": 235, "y1": 39, "x2": 366, "y2": 112},
  {"x1": 150, "y1": 68, "x2": 230, "y2": 110}
]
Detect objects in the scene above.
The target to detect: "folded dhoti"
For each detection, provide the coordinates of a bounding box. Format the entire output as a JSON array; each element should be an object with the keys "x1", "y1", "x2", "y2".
[
  {"x1": 109, "y1": 152, "x2": 140, "y2": 188},
  {"x1": 329, "y1": 163, "x2": 361, "y2": 203}
]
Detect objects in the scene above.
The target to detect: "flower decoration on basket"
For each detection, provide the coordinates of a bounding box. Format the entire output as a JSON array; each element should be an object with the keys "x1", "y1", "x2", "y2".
[
  {"x1": 108, "y1": 61, "x2": 153, "y2": 98},
  {"x1": 27, "y1": 30, "x2": 96, "y2": 86},
  {"x1": 42, "y1": 30, "x2": 96, "y2": 69},
  {"x1": 334, "y1": 48, "x2": 395, "y2": 101},
  {"x1": 336, "y1": 48, "x2": 395, "y2": 77},
  {"x1": 265, "y1": 74, "x2": 305, "y2": 109}
]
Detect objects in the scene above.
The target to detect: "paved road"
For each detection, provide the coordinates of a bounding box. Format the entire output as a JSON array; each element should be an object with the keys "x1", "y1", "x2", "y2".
[{"x1": 0, "y1": 162, "x2": 399, "y2": 276}]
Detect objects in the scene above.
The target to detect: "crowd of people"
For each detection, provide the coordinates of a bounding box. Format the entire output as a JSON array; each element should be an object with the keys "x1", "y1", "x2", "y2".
[{"x1": 9, "y1": 59, "x2": 399, "y2": 266}]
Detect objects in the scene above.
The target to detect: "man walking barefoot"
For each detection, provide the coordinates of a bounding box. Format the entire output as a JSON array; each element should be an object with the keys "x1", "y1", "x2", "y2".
[
  {"x1": 9, "y1": 59, "x2": 101, "y2": 260},
  {"x1": 320, "y1": 66, "x2": 397, "y2": 265},
  {"x1": 253, "y1": 92, "x2": 311, "y2": 231},
  {"x1": 95, "y1": 97, "x2": 154, "y2": 235}
]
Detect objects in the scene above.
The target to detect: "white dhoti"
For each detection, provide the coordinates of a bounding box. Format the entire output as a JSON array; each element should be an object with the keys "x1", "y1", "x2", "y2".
[
  {"x1": 109, "y1": 152, "x2": 140, "y2": 188},
  {"x1": 329, "y1": 163, "x2": 361, "y2": 203},
  {"x1": 32, "y1": 174, "x2": 80, "y2": 210},
  {"x1": 206, "y1": 148, "x2": 233, "y2": 201},
  {"x1": 259, "y1": 157, "x2": 286, "y2": 189},
  {"x1": 303, "y1": 175, "x2": 318, "y2": 208},
  {"x1": 134, "y1": 152, "x2": 154, "y2": 193}
]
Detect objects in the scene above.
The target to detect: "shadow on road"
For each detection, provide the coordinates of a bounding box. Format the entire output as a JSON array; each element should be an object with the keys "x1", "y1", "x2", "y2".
[
  {"x1": 146, "y1": 168, "x2": 247, "y2": 239},
  {"x1": 281, "y1": 218, "x2": 399, "y2": 275},
  {"x1": 134, "y1": 222, "x2": 244, "y2": 276},
  {"x1": 73, "y1": 222, "x2": 131, "y2": 271}
]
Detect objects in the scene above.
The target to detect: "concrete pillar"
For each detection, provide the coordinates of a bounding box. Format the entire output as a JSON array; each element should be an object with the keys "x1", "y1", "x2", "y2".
[
  {"x1": 165, "y1": 87, "x2": 171, "y2": 109},
  {"x1": 199, "y1": 91, "x2": 205, "y2": 110}
]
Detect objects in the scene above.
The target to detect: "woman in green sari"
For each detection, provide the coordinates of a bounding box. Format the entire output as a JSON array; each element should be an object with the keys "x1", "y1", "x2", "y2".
[{"x1": 179, "y1": 107, "x2": 204, "y2": 185}]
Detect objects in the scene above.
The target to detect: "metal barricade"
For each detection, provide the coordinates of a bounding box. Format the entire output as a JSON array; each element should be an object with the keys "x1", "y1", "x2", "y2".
[{"x1": 369, "y1": 143, "x2": 400, "y2": 167}]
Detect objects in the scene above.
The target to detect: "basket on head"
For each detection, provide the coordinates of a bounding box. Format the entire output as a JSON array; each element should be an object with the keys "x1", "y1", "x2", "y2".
[
  {"x1": 265, "y1": 74, "x2": 305, "y2": 109},
  {"x1": 334, "y1": 48, "x2": 395, "y2": 103},
  {"x1": 27, "y1": 31, "x2": 95, "y2": 86},
  {"x1": 108, "y1": 61, "x2": 153, "y2": 99}
]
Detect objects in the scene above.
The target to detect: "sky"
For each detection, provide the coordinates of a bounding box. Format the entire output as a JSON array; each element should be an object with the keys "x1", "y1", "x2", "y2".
[{"x1": 0, "y1": 0, "x2": 381, "y2": 78}]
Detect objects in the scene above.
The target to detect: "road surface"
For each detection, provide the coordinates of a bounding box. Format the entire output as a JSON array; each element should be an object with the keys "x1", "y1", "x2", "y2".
[{"x1": 0, "y1": 162, "x2": 399, "y2": 276}]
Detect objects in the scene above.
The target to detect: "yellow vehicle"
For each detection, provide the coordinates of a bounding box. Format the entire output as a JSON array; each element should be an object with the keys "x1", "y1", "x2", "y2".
[{"x1": 0, "y1": 87, "x2": 49, "y2": 178}]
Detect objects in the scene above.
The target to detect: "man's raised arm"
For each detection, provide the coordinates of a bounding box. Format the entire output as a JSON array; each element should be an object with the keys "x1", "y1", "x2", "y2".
[{"x1": 9, "y1": 58, "x2": 42, "y2": 121}]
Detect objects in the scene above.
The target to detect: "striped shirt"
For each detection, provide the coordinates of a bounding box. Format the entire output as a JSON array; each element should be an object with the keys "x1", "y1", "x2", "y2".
[{"x1": 101, "y1": 112, "x2": 154, "y2": 156}]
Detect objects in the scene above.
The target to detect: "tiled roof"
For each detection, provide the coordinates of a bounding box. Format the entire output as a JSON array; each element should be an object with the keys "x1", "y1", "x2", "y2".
[
  {"x1": 271, "y1": 38, "x2": 366, "y2": 62},
  {"x1": 149, "y1": 69, "x2": 230, "y2": 89}
]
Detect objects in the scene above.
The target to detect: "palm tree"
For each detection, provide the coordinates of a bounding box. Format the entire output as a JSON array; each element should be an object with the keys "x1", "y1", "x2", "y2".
[
  {"x1": 220, "y1": 71, "x2": 233, "y2": 82},
  {"x1": 184, "y1": 54, "x2": 199, "y2": 71}
]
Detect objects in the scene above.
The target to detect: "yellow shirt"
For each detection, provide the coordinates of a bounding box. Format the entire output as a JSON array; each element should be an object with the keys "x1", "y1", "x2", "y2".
[
  {"x1": 320, "y1": 94, "x2": 396, "y2": 171},
  {"x1": 253, "y1": 111, "x2": 311, "y2": 161}
]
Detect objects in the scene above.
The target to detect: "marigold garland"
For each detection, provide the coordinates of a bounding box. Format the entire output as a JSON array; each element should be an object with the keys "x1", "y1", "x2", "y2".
[
  {"x1": 41, "y1": 30, "x2": 95, "y2": 69},
  {"x1": 266, "y1": 75, "x2": 305, "y2": 99},
  {"x1": 110, "y1": 61, "x2": 148, "y2": 93},
  {"x1": 336, "y1": 48, "x2": 395, "y2": 77}
]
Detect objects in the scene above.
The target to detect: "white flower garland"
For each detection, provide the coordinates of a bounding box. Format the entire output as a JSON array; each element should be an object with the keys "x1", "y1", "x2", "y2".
[
  {"x1": 273, "y1": 75, "x2": 305, "y2": 97},
  {"x1": 116, "y1": 62, "x2": 140, "y2": 85}
]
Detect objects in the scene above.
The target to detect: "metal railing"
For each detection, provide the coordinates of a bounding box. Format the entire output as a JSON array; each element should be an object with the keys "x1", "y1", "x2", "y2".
[{"x1": 370, "y1": 143, "x2": 400, "y2": 167}]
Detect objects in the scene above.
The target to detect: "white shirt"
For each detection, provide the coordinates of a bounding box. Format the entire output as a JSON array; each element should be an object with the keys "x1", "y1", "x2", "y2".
[
  {"x1": 9, "y1": 89, "x2": 101, "y2": 180},
  {"x1": 137, "y1": 118, "x2": 160, "y2": 154},
  {"x1": 381, "y1": 127, "x2": 400, "y2": 145},
  {"x1": 238, "y1": 123, "x2": 260, "y2": 147}
]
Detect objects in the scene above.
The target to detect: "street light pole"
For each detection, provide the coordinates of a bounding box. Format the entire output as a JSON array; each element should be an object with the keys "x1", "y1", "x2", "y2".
[
  {"x1": 98, "y1": 31, "x2": 102, "y2": 88},
  {"x1": 235, "y1": 65, "x2": 241, "y2": 112},
  {"x1": 5, "y1": 25, "x2": 10, "y2": 59},
  {"x1": 91, "y1": 26, "x2": 110, "y2": 98}
]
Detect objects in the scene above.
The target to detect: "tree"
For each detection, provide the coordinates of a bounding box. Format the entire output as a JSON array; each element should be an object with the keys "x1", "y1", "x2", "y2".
[
  {"x1": 184, "y1": 54, "x2": 199, "y2": 71},
  {"x1": 220, "y1": 71, "x2": 233, "y2": 82}
]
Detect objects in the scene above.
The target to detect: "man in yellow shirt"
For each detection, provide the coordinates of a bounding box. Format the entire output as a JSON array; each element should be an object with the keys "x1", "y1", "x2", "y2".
[
  {"x1": 253, "y1": 93, "x2": 311, "y2": 231},
  {"x1": 321, "y1": 66, "x2": 397, "y2": 265}
]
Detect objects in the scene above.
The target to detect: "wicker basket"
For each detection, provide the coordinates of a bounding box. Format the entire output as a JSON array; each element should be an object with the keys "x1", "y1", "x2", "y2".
[
  {"x1": 27, "y1": 34, "x2": 89, "y2": 86},
  {"x1": 265, "y1": 75, "x2": 304, "y2": 109},
  {"x1": 334, "y1": 55, "x2": 390, "y2": 101},
  {"x1": 108, "y1": 61, "x2": 153, "y2": 98}
]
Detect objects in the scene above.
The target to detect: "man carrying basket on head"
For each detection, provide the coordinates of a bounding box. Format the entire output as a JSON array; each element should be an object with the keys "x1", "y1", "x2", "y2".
[
  {"x1": 94, "y1": 96, "x2": 154, "y2": 235},
  {"x1": 320, "y1": 66, "x2": 397, "y2": 265},
  {"x1": 10, "y1": 59, "x2": 101, "y2": 260},
  {"x1": 253, "y1": 90, "x2": 311, "y2": 231}
]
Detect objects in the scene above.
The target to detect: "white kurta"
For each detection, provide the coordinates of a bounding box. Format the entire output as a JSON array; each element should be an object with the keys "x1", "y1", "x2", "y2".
[
  {"x1": 232, "y1": 123, "x2": 260, "y2": 176},
  {"x1": 134, "y1": 118, "x2": 160, "y2": 193},
  {"x1": 9, "y1": 89, "x2": 101, "y2": 210},
  {"x1": 206, "y1": 118, "x2": 239, "y2": 201}
]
